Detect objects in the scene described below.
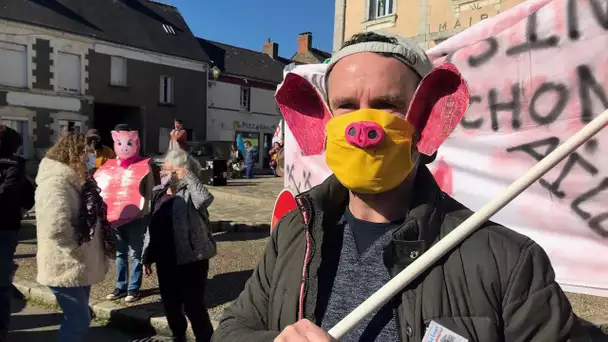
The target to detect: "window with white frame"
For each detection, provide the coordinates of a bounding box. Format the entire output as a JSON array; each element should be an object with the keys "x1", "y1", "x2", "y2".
[
  {"x1": 110, "y1": 56, "x2": 127, "y2": 86},
  {"x1": 240, "y1": 86, "x2": 251, "y2": 111},
  {"x1": 1, "y1": 118, "x2": 29, "y2": 157},
  {"x1": 0, "y1": 42, "x2": 27, "y2": 88},
  {"x1": 160, "y1": 76, "x2": 174, "y2": 104},
  {"x1": 368, "y1": 0, "x2": 395, "y2": 20},
  {"x1": 57, "y1": 52, "x2": 81, "y2": 93}
]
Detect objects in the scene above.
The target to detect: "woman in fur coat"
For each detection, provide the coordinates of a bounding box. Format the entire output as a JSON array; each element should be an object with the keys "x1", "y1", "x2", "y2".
[{"x1": 35, "y1": 133, "x2": 114, "y2": 342}]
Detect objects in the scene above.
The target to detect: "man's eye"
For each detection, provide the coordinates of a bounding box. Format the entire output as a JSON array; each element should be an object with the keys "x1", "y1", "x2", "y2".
[
  {"x1": 338, "y1": 103, "x2": 357, "y2": 110},
  {"x1": 375, "y1": 103, "x2": 398, "y2": 110}
]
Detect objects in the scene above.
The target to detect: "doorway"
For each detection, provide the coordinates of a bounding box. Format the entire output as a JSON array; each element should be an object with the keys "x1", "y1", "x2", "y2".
[{"x1": 263, "y1": 133, "x2": 273, "y2": 169}]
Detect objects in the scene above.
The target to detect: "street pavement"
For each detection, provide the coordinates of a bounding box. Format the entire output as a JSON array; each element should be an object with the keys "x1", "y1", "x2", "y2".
[
  {"x1": 206, "y1": 175, "x2": 283, "y2": 208},
  {"x1": 8, "y1": 298, "x2": 134, "y2": 342}
]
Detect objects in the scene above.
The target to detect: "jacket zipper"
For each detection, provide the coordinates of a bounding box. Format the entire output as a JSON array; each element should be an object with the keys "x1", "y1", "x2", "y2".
[
  {"x1": 297, "y1": 196, "x2": 313, "y2": 321},
  {"x1": 395, "y1": 308, "x2": 405, "y2": 341}
]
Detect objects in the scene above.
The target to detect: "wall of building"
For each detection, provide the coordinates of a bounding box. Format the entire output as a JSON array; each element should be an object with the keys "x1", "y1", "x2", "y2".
[
  {"x1": 0, "y1": 19, "x2": 93, "y2": 169},
  {"x1": 338, "y1": 0, "x2": 526, "y2": 49},
  {"x1": 206, "y1": 78, "x2": 281, "y2": 168},
  {"x1": 0, "y1": 18, "x2": 208, "y2": 158},
  {"x1": 88, "y1": 50, "x2": 207, "y2": 155}
]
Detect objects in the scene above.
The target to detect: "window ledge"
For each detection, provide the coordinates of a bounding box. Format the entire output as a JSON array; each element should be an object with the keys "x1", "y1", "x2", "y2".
[
  {"x1": 363, "y1": 14, "x2": 398, "y2": 31},
  {"x1": 158, "y1": 102, "x2": 174, "y2": 107},
  {"x1": 0, "y1": 84, "x2": 28, "y2": 91},
  {"x1": 109, "y1": 84, "x2": 129, "y2": 89}
]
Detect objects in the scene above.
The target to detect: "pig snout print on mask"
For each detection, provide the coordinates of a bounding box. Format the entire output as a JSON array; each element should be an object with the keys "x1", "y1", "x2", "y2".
[
  {"x1": 325, "y1": 109, "x2": 417, "y2": 194},
  {"x1": 344, "y1": 121, "x2": 385, "y2": 149}
]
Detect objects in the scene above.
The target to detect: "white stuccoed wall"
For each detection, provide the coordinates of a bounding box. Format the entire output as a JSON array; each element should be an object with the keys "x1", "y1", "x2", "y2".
[{"x1": 206, "y1": 80, "x2": 281, "y2": 167}]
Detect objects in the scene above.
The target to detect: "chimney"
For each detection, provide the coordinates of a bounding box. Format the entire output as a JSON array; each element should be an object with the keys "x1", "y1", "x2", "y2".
[
  {"x1": 297, "y1": 32, "x2": 312, "y2": 53},
  {"x1": 262, "y1": 38, "x2": 279, "y2": 59}
]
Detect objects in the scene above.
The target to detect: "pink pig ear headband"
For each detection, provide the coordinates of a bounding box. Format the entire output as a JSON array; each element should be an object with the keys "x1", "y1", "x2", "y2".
[{"x1": 276, "y1": 33, "x2": 470, "y2": 161}]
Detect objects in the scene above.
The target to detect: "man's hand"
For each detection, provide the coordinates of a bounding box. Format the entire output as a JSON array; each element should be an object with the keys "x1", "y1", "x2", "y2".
[
  {"x1": 143, "y1": 264, "x2": 153, "y2": 276},
  {"x1": 274, "y1": 319, "x2": 336, "y2": 342},
  {"x1": 174, "y1": 167, "x2": 189, "y2": 180}
]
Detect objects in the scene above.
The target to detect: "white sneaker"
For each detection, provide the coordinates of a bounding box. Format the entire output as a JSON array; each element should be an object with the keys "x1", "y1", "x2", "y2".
[
  {"x1": 106, "y1": 289, "x2": 127, "y2": 300},
  {"x1": 124, "y1": 290, "x2": 140, "y2": 303}
]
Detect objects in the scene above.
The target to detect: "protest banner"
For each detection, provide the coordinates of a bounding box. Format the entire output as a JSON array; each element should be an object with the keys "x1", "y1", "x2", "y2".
[{"x1": 275, "y1": 0, "x2": 608, "y2": 296}]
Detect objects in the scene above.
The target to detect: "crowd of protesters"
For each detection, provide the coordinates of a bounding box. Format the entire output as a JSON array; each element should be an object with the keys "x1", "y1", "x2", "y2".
[{"x1": 0, "y1": 122, "x2": 217, "y2": 342}]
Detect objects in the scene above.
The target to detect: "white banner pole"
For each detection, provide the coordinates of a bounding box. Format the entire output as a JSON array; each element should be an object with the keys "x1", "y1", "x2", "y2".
[{"x1": 328, "y1": 108, "x2": 608, "y2": 340}]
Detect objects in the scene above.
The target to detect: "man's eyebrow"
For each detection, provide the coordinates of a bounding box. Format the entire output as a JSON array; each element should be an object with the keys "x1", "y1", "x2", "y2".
[
  {"x1": 330, "y1": 96, "x2": 357, "y2": 106},
  {"x1": 370, "y1": 94, "x2": 408, "y2": 106}
]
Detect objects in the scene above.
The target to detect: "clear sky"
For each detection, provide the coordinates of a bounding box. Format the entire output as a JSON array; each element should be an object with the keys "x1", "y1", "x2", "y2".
[{"x1": 163, "y1": 0, "x2": 335, "y2": 58}]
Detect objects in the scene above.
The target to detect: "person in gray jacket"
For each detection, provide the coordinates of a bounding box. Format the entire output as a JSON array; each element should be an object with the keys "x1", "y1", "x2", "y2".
[
  {"x1": 212, "y1": 32, "x2": 586, "y2": 342},
  {"x1": 142, "y1": 149, "x2": 216, "y2": 342}
]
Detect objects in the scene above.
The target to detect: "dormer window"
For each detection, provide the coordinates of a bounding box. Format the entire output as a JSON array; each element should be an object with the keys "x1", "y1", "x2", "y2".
[{"x1": 162, "y1": 24, "x2": 176, "y2": 35}]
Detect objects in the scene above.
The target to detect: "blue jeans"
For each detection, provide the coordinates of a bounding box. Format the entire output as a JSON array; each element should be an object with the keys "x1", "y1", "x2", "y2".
[
  {"x1": 49, "y1": 286, "x2": 91, "y2": 342},
  {"x1": 115, "y1": 219, "x2": 145, "y2": 292},
  {"x1": 0, "y1": 230, "x2": 18, "y2": 340},
  {"x1": 245, "y1": 164, "x2": 254, "y2": 179}
]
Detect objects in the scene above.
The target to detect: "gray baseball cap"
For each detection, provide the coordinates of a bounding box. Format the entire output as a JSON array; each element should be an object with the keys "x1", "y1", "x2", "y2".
[
  {"x1": 86, "y1": 129, "x2": 100, "y2": 139},
  {"x1": 326, "y1": 33, "x2": 433, "y2": 80}
]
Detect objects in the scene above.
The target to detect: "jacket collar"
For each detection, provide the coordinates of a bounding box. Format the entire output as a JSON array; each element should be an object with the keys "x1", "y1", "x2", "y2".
[
  {"x1": 0, "y1": 155, "x2": 24, "y2": 167},
  {"x1": 297, "y1": 165, "x2": 444, "y2": 248},
  {"x1": 35, "y1": 157, "x2": 82, "y2": 188}
]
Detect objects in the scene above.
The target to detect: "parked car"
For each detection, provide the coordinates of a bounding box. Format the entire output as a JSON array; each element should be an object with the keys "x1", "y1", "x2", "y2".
[
  {"x1": 187, "y1": 140, "x2": 232, "y2": 164},
  {"x1": 150, "y1": 140, "x2": 231, "y2": 165}
]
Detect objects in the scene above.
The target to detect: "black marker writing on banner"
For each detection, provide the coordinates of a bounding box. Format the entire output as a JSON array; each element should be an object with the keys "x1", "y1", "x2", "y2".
[
  {"x1": 460, "y1": 96, "x2": 484, "y2": 129},
  {"x1": 489, "y1": 85, "x2": 522, "y2": 131},
  {"x1": 460, "y1": 64, "x2": 608, "y2": 131},
  {"x1": 505, "y1": 0, "x2": 608, "y2": 56},
  {"x1": 572, "y1": 178, "x2": 608, "y2": 237},
  {"x1": 467, "y1": 37, "x2": 499, "y2": 68},
  {"x1": 577, "y1": 65, "x2": 608, "y2": 123},
  {"x1": 457, "y1": 0, "x2": 608, "y2": 73},
  {"x1": 285, "y1": 164, "x2": 300, "y2": 193},
  {"x1": 588, "y1": 0, "x2": 608, "y2": 29},
  {"x1": 302, "y1": 169, "x2": 312, "y2": 191},
  {"x1": 567, "y1": 0, "x2": 580, "y2": 40},
  {"x1": 507, "y1": 136, "x2": 608, "y2": 237},
  {"x1": 285, "y1": 163, "x2": 313, "y2": 194},
  {"x1": 506, "y1": 11, "x2": 560, "y2": 56},
  {"x1": 529, "y1": 83, "x2": 569, "y2": 125},
  {"x1": 445, "y1": 0, "x2": 608, "y2": 236}
]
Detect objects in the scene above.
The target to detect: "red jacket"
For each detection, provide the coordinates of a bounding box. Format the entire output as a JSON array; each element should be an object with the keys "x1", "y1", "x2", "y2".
[{"x1": 170, "y1": 129, "x2": 188, "y2": 151}]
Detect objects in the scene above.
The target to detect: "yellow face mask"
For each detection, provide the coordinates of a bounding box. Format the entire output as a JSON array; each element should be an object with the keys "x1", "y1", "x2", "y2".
[{"x1": 325, "y1": 109, "x2": 416, "y2": 194}]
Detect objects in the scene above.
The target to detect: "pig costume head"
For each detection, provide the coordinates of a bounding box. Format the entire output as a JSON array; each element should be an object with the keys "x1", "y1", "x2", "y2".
[{"x1": 111, "y1": 124, "x2": 140, "y2": 160}]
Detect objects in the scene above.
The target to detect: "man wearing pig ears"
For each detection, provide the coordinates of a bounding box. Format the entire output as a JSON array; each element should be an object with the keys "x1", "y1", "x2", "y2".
[{"x1": 213, "y1": 33, "x2": 586, "y2": 342}]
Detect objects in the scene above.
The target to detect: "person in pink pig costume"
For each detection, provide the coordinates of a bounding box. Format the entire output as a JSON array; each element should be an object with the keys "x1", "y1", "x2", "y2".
[{"x1": 93, "y1": 124, "x2": 158, "y2": 303}]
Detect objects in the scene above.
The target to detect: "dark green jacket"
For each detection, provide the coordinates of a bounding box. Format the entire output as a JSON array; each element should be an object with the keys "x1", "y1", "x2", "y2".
[{"x1": 213, "y1": 167, "x2": 585, "y2": 342}]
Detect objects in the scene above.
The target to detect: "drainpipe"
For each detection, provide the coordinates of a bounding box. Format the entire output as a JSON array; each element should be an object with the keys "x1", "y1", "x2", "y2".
[{"x1": 333, "y1": 0, "x2": 347, "y2": 53}]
